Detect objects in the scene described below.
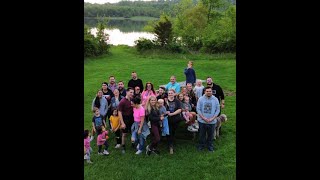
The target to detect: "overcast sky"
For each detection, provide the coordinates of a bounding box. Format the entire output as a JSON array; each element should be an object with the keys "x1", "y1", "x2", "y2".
[{"x1": 84, "y1": 0, "x2": 155, "y2": 4}]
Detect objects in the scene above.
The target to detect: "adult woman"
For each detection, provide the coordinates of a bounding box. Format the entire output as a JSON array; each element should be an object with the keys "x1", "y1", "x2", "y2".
[
  {"x1": 145, "y1": 95, "x2": 163, "y2": 155},
  {"x1": 141, "y1": 82, "x2": 156, "y2": 108},
  {"x1": 165, "y1": 89, "x2": 182, "y2": 154}
]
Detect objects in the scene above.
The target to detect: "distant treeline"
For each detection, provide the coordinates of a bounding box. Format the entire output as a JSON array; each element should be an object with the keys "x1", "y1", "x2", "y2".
[{"x1": 84, "y1": 0, "x2": 235, "y2": 18}]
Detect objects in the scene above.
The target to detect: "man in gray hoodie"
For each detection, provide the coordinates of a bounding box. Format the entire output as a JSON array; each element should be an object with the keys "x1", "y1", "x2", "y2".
[{"x1": 196, "y1": 87, "x2": 220, "y2": 152}]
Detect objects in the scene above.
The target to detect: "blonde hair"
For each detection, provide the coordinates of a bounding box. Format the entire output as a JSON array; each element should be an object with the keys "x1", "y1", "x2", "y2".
[{"x1": 145, "y1": 95, "x2": 158, "y2": 114}]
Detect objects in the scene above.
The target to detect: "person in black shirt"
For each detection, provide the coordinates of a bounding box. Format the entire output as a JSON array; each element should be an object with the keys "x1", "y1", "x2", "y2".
[{"x1": 128, "y1": 71, "x2": 143, "y2": 91}]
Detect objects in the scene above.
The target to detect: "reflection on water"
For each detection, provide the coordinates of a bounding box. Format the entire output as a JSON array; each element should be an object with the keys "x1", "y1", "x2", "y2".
[
  {"x1": 90, "y1": 28, "x2": 155, "y2": 46},
  {"x1": 84, "y1": 18, "x2": 149, "y2": 32}
]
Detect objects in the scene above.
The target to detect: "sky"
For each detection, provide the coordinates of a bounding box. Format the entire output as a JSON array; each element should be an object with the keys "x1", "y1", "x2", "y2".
[{"x1": 84, "y1": 0, "x2": 155, "y2": 4}]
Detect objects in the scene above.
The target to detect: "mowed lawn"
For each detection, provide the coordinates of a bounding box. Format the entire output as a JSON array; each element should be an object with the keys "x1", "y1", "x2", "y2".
[{"x1": 84, "y1": 46, "x2": 236, "y2": 179}]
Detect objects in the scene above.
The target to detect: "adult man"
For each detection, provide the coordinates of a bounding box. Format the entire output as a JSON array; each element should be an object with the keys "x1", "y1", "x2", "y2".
[
  {"x1": 203, "y1": 77, "x2": 225, "y2": 114},
  {"x1": 108, "y1": 76, "x2": 118, "y2": 92},
  {"x1": 118, "y1": 87, "x2": 134, "y2": 154},
  {"x1": 128, "y1": 71, "x2": 143, "y2": 91},
  {"x1": 165, "y1": 75, "x2": 181, "y2": 94},
  {"x1": 196, "y1": 87, "x2": 220, "y2": 152},
  {"x1": 118, "y1": 81, "x2": 127, "y2": 97}
]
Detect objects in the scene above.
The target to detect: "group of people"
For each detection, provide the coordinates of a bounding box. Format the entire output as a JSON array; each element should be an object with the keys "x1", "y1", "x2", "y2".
[{"x1": 84, "y1": 61, "x2": 226, "y2": 164}]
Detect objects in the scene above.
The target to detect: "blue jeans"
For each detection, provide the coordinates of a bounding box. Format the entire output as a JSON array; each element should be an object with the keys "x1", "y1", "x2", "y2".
[
  {"x1": 198, "y1": 122, "x2": 215, "y2": 151},
  {"x1": 133, "y1": 131, "x2": 145, "y2": 151}
]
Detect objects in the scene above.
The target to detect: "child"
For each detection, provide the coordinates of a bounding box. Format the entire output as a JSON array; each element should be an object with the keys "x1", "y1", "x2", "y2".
[
  {"x1": 182, "y1": 105, "x2": 191, "y2": 123},
  {"x1": 193, "y1": 79, "x2": 204, "y2": 101},
  {"x1": 96, "y1": 125, "x2": 110, "y2": 155},
  {"x1": 158, "y1": 99, "x2": 169, "y2": 136},
  {"x1": 109, "y1": 109, "x2": 121, "y2": 148},
  {"x1": 183, "y1": 96, "x2": 198, "y2": 132},
  {"x1": 184, "y1": 60, "x2": 196, "y2": 85},
  {"x1": 92, "y1": 107, "x2": 106, "y2": 136},
  {"x1": 84, "y1": 129, "x2": 94, "y2": 164}
]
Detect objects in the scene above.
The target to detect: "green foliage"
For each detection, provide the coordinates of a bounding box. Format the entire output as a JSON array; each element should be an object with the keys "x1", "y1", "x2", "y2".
[
  {"x1": 134, "y1": 38, "x2": 155, "y2": 52},
  {"x1": 84, "y1": 18, "x2": 110, "y2": 58},
  {"x1": 154, "y1": 15, "x2": 173, "y2": 47},
  {"x1": 203, "y1": 5, "x2": 236, "y2": 53}
]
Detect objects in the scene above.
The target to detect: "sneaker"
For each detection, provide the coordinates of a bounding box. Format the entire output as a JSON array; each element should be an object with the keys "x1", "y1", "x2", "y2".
[
  {"x1": 136, "y1": 144, "x2": 140, "y2": 150},
  {"x1": 103, "y1": 150, "x2": 109, "y2": 155},
  {"x1": 187, "y1": 125, "x2": 198, "y2": 132},
  {"x1": 86, "y1": 160, "x2": 93, "y2": 164},
  {"x1": 115, "y1": 144, "x2": 121, "y2": 149},
  {"x1": 98, "y1": 152, "x2": 104, "y2": 155},
  {"x1": 135, "y1": 150, "x2": 143, "y2": 155},
  {"x1": 169, "y1": 147, "x2": 173, "y2": 154},
  {"x1": 192, "y1": 123, "x2": 199, "y2": 129}
]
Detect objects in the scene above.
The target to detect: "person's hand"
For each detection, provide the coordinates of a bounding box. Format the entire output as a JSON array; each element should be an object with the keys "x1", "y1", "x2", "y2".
[
  {"x1": 221, "y1": 103, "x2": 225, "y2": 109},
  {"x1": 160, "y1": 115, "x2": 164, "y2": 121},
  {"x1": 138, "y1": 129, "x2": 142, "y2": 135},
  {"x1": 121, "y1": 123, "x2": 126, "y2": 129}
]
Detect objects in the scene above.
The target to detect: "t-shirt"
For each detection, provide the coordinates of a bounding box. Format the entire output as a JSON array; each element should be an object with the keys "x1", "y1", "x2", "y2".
[
  {"x1": 110, "y1": 115, "x2": 120, "y2": 131},
  {"x1": 166, "y1": 98, "x2": 181, "y2": 113},
  {"x1": 133, "y1": 106, "x2": 145, "y2": 123},
  {"x1": 118, "y1": 97, "x2": 133, "y2": 116},
  {"x1": 92, "y1": 114, "x2": 104, "y2": 127}
]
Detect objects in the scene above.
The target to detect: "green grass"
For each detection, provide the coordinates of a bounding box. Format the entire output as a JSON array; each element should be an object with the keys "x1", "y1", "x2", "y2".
[{"x1": 84, "y1": 45, "x2": 236, "y2": 179}]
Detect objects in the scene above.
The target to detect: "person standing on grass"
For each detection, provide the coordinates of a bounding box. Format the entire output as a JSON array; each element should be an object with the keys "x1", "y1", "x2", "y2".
[
  {"x1": 101, "y1": 82, "x2": 114, "y2": 129},
  {"x1": 165, "y1": 76, "x2": 181, "y2": 94},
  {"x1": 118, "y1": 87, "x2": 134, "y2": 154},
  {"x1": 165, "y1": 89, "x2": 182, "y2": 154},
  {"x1": 84, "y1": 129, "x2": 94, "y2": 164},
  {"x1": 128, "y1": 71, "x2": 144, "y2": 91},
  {"x1": 108, "y1": 75, "x2": 118, "y2": 92},
  {"x1": 203, "y1": 76, "x2": 225, "y2": 134},
  {"x1": 96, "y1": 126, "x2": 110, "y2": 155},
  {"x1": 145, "y1": 96, "x2": 164, "y2": 156},
  {"x1": 110, "y1": 109, "x2": 121, "y2": 149},
  {"x1": 196, "y1": 87, "x2": 220, "y2": 152},
  {"x1": 91, "y1": 107, "x2": 106, "y2": 136},
  {"x1": 91, "y1": 89, "x2": 108, "y2": 132},
  {"x1": 131, "y1": 96, "x2": 150, "y2": 155},
  {"x1": 184, "y1": 61, "x2": 196, "y2": 86}
]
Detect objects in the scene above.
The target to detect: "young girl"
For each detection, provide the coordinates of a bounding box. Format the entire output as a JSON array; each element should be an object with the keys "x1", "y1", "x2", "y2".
[
  {"x1": 110, "y1": 109, "x2": 121, "y2": 148},
  {"x1": 193, "y1": 79, "x2": 204, "y2": 101},
  {"x1": 92, "y1": 107, "x2": 106, "y2": 136},
  {"x1": 158, "y1": 99, "x2": 169, "y2": 137},
  {"x1": 182, "y1": 105, "x2": 191, "y2": 123},
  {"x1": 84, "y1": 129, "x2": 94, "y2": 164},
  {"x1": 96, "y1": 125, "x2": 110, "y2": 155}
]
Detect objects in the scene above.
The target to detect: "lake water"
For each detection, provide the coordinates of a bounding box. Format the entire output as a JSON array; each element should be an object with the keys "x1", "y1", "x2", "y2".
[{"x1": 84, "y1": 18, "x2": 156, "y2": 46}]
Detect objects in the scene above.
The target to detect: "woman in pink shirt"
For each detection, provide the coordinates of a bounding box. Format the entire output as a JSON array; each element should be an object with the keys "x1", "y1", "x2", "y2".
[
  {"x1": 140, "y1": 82, "x2": 156, "y2": 108},
  {"x1": 131, "y1": 96, "x2": 150, "y2": 155}
]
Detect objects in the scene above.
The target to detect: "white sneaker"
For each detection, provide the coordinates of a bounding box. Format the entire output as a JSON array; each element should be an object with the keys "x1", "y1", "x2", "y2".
[
  {"x1": 192, "y1": 123, "x2": 199, "y2": 129},
  {"x1": 103, "y1": 150, "x2": 109, "y2": 155},
  {"x1": 115, "y1": 144, "x2": 121, "y2": 148},
  {"x1": 135, "y1": 150, "x2": 143, "y2": 155},
  {"x1": 136, "y1": 144, "x2": 140, "y2": 150},
  {"x1": 187, "y1": 125, "x2": 198, "y2": 132}
]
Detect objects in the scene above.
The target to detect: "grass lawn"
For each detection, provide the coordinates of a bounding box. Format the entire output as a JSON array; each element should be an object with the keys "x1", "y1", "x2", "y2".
[{"x1": 84, "y1": 45, "x2": 236, "y2": 179}]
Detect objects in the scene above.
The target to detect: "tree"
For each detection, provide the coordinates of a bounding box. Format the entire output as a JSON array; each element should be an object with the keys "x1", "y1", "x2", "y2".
[{"x1": 153, "y1": 15, "x2": 173, "y2": 47}]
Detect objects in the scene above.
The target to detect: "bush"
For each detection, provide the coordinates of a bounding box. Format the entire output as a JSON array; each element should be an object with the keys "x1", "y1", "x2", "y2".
[{"x1": 135, "y1": 38, "x2": 155, "y2": 52}]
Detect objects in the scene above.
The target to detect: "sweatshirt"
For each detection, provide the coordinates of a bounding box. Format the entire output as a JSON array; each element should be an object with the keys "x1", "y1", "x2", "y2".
[{"x1": 196, "y1": 95, "x2": 220, "y2": 124}]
